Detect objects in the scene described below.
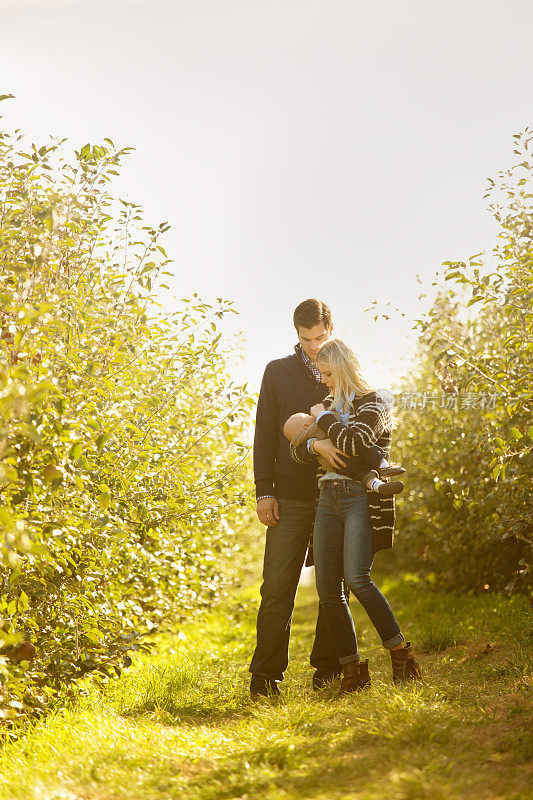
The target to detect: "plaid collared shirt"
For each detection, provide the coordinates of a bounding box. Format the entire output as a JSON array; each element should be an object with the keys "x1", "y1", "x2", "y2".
[{"x1": 297, "y1": 344, "x2": 322, "y2": 382}]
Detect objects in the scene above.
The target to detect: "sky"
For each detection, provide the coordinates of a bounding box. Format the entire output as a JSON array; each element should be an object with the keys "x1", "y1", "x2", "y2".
[{"x1": 1, "y1": 0, "x2": 532, "y2": 394}]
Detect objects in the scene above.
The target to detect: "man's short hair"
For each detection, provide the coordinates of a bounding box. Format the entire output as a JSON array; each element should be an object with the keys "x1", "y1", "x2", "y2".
[{"x1": 293, "y1": 299, "x2": 332, "y2": 332}]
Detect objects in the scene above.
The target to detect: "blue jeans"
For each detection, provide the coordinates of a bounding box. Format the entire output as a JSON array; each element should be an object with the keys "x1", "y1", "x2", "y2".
[
  {"x1": 249, "y1": 498, "x2": 343, "y2": 682},
  {"x1": 313, "y1": 479, "x2": 404, "y2": 663}
]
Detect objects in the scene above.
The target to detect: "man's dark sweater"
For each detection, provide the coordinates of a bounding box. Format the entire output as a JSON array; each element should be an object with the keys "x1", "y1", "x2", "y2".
[{"x1": 254, "y1": 345, "x2": 328, "y2": 501}]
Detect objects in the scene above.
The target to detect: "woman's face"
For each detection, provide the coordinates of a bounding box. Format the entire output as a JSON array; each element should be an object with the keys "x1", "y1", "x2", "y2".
[{"x1": 317, "y1": 362, "x2": 335, "y2": 392}]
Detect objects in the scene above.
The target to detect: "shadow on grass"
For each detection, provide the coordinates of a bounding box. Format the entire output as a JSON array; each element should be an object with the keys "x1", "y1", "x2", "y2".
[
  {"x1": 130, "y1": 696, "x2": 510, "y2": 800},
  {"x1": 179, "y1": 745, "x2": 390, "y2": 800},
  {"x1": 148, "y1": 693, "x2": 530, "y2": 800}
]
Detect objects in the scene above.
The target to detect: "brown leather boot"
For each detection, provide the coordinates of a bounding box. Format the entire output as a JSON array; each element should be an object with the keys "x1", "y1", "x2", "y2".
[
  {"x1": 340, "y1": 659, "x2": 371, "y2": 694},
  {"x1": 390, "y1": 642, "x2": 422, "y2": 684}
]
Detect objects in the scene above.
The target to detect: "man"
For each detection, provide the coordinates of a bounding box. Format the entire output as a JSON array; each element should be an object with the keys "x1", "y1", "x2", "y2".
[{"x1": 249, "y1": 298, "x2": 347, "y2": 698}]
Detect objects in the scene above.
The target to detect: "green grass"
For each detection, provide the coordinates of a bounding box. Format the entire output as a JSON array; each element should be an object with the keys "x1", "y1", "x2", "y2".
[{"x1": 0, "y1": 571, "x2": 531, "y2": 800}]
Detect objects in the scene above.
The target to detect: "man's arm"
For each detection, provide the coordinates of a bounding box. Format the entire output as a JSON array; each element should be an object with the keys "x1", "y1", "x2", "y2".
[{"x1": 253, "y1": 363, "x2": 279, "y2": 500}]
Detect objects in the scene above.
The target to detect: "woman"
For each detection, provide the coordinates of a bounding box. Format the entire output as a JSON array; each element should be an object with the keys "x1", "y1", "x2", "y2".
[{"x1": 290, "y1": 338, "x2": 422, "y2": 694}]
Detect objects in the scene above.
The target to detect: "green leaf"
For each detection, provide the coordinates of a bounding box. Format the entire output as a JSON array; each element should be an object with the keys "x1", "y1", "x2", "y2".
[
  {"x1": 17, "y1": 591, "x2": 29, "y2": 612},
  {"x1": 98, "y1": 492, "x2": 110, "y2": 509},
  {"x1": 69, "y1": 442, "x2": 83, "y2": 460},
  {"x1": 43, "y1": 465, "x2": 63, "y2": 482}
]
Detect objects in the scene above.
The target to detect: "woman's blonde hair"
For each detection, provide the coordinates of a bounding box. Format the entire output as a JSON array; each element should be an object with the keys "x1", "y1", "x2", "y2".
[{"x1": 316, "y1": 338, "x2": 373, "y2": 408}]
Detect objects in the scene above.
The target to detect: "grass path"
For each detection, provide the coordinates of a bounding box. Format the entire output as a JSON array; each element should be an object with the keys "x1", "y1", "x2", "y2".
[{"x1": 0, "y1": 572, "x2": 531, "y2": 800}]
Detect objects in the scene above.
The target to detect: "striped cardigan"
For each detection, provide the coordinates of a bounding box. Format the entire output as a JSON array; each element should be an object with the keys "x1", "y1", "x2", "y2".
[{"x1": 290, "y1": 390, "x2": 395, "y2": 553}]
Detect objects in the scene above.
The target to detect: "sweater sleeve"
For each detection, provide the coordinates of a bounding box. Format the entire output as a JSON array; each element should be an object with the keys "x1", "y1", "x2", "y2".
[
  {"x1": 315, "y1": 395, "x2": 390, "y2": 457},
  {"x1": 253, "y1": 363, "x2": 280, "y2": 499},
  {"x1": 289, "y1": 422, "x2": 321, "y2": 465},
  {"x1": 289, "y1": 437, "x2": 317, "y2": 465}
]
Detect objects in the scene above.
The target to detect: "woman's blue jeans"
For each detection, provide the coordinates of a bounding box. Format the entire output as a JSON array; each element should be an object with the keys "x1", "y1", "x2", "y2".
[{"x1": 313, "y1": 479, "x2": 404, "y2": 663}]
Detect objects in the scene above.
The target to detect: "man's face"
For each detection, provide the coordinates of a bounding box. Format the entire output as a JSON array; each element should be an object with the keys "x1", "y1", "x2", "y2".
[{"x1": 297, "y1": 322, "x2": 333, "y2": 361}]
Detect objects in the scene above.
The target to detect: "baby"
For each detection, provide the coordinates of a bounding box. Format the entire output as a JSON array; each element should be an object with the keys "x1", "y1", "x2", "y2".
[{"x1": 283, "y1": 411, "x2": 405, "y2": 495}]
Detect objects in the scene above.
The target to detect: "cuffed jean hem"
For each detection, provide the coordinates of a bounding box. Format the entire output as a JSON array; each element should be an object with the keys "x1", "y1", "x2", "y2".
[
  {"x1": 339, "y1": 654, "x2": 360, "y2": 664},
  {"x1": 382, "y1": 633, "x2": 405, "y2": 650}
]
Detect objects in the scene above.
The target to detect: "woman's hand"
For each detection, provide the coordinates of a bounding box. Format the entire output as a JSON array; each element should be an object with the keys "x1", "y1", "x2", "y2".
[
  {"x1": 313, "y1": 438, "x2": 346, "y2": 469},
  {"x1": 310, "y1": 403, "x2": 326, "y2": 419}
]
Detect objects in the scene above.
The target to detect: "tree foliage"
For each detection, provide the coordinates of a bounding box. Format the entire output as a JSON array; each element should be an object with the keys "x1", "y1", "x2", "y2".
[
  {"x1": 0, "y1": 97, "x2": 255, "y2": 730},
  {"x1": 393, "y1": 130, "x2": 532, "y2": 593}
]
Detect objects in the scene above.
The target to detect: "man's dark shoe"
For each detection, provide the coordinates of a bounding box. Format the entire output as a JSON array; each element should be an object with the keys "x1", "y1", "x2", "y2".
[
  {"x1": 390, "y1": 643, "x2": 422, "y2": 684},
  {"x1": 379, "y1": 464, "x2": 405, "y2": 478},
  {"x1": 250, "y1": 675, "x2": 281, "y2": 699},
  {"x1": 340, "y1": 659, "x2": 371, "y2": 694},
  {"x1": 312, "y1": 666, "x2": 342, "y2": 690}
]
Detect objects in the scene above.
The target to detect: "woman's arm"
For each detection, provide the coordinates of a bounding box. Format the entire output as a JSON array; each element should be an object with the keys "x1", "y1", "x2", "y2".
[
  {"x1": 289, "y1": 438, "x2": 317, "y2": 464},
  {"x1": 315, "y1": 394, "x2": 391, "y2": 458},
  {"x1": 290, "y1": 436, "x2": 348, "y2": 470}
]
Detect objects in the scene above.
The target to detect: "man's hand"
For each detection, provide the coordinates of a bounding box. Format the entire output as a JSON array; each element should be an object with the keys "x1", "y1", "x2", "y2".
[
  {"x1": 310, "y1": 403, "x2": 326, "y2": 419},
  {"x1": 256, "y1": 497, "x2": 280, "y2": 528},
  {"x1": 313, "y1": 438, "x2": 346, "y2": 469}
]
